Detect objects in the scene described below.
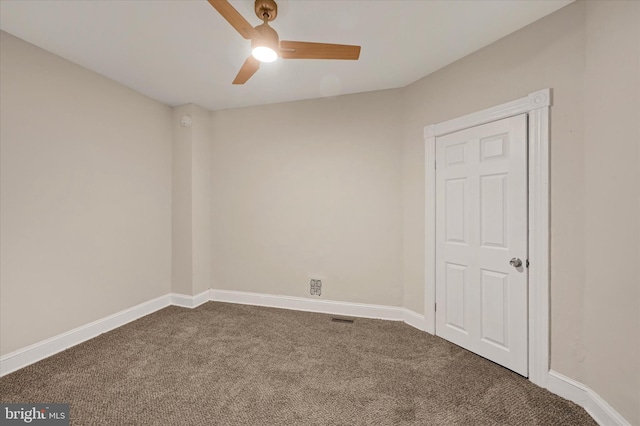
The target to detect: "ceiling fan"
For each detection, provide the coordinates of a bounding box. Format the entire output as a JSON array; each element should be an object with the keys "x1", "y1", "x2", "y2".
[{"x1": 208, "y1": 0, "x2": 361, "y2": 84}]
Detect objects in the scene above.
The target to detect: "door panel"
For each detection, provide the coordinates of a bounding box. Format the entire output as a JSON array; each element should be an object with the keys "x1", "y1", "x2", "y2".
[
  {"x1": 480, "y1": 174, "x2": 508, "y2": 248},
  {"x1": 435, "y1": 114, "x2": 528, "y2": 376},
  {"x1": 445, "y1": 179, "x2": 467, "y2": 243},
  {"x1": 480, "y1": 269, "x2": 509, "y2": 348},
  {"x1": 444, "y1": 262, "x2": 467, "y2": 332}
]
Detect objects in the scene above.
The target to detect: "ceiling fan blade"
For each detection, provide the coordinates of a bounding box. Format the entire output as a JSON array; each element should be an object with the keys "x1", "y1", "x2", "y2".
[
  {"x1": 233, "y1": 56, "x2": 260, "y2": 84},
  {"x1": 279, "y1": 41, "x2": 361, "y2": 60},
  {"x1": 208, "y1": 0, "x2": 260, "y2": 40}
]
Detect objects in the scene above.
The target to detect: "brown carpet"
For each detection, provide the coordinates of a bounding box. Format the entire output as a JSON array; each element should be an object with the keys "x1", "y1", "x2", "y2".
[{"x1": 1, "y1": 302, "x2": 595, "y2": 425}]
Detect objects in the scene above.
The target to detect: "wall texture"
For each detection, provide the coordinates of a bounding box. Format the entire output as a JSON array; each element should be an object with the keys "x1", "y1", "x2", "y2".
[
  {"x1": 0, "y1": 31, "x2": 173, "y2": 355},
  {"x1": 210, "y1": 91, "x2": 403, "y2": 305},
  {"x1": 400, "y1": 2, "x2": 639, "y2": 423}
]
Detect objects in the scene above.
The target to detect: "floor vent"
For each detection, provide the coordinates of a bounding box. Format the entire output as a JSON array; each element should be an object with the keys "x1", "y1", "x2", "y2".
[{"x1": 331, "y1": 318, "x2": 354, "y2": 324}]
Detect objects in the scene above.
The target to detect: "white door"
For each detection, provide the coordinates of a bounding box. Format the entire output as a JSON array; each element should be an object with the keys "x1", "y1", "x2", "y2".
[{"x1": 435, "y1": 114, "x2": 528, "y2": 376}]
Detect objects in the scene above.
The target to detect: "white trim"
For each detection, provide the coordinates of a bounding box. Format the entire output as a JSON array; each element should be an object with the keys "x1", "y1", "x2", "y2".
[
  {"x1": 429, "y1": 89, "x2": 551, "y2": 137},
  {"x1": 0, "y1": 288, "x2": 628, "y2": 426},
  {"x1": 1, "y1": 289, "x2": 425, "y2": 378},
  {"x1": 547, "y1": 370, "x2": 630, "y2": 426},
  {"x1": 171, "y1": 289, "x2": 211, "y2": 308},
  {"x1": 527, "y1": 105, "x2": 550, "y2": 387},
  {"x1": 0, "y1": 291, "x2": 216, "y2": 377},
  {"x1": 211, "y1": 289, "x2": 402, "y2": 320},
  {"x1": 424, "y1": 88, "x2": 551, "y2": 386},
  {"x1": 402, "y1": 308, "x2": 426, "y2": 331},
  {"x1": 0, "y1": 294, "x2": 172, "y2": 377},
  {"x1": 424, "y1": 125, "x2": 436, "y2": 335},
  {"x1": 211, "y1": 289, "x2": 425, "y2": 331}
]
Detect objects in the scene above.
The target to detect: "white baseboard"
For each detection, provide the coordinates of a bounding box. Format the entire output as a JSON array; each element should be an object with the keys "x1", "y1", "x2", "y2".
[
  {"x1": 547, "y1": 370, "x2": 630, "y2": 426},
  {"x1": 171, "y1": 290, "x2": 211, "y2": 308},
  {"x1": 1, "y1": 289, "x2": 424, "y2": 378},
  {"x1": 0, "y1": 294, "x2": 172, "y2": 377},
  {"x1": 402, "y1": 308, "x2": 427, "y2": 331},
  {"x1": 210, "y1": 289, "x2": 425, "y2": 330},
  {"x1": 7, "y1": 289, "x2": 628, "y2": 426},
  {"x1": 0, "y1": 291, "x2": 213, "y2": 377},
  {"x1": 210, "y1": 290, "x2": 629, "y2": 426}
]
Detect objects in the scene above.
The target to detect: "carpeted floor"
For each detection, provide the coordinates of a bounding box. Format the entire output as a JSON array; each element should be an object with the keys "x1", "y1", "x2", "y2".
[{"x1": 1, "y1": 302, "x2": 595, "y2": 425}]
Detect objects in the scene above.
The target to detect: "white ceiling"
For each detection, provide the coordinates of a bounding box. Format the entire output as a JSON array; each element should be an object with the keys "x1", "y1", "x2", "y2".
[{"x1": 0, "y1": 0, "x2": 572, "y2": 111}]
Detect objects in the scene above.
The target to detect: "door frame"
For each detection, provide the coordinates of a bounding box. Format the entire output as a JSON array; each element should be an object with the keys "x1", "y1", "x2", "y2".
[{"x1": 424, "y1": 89, "x2": 551, "y2": 387}]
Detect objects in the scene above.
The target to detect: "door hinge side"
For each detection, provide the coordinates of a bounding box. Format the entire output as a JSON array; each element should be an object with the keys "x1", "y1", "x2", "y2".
[
  {"x1": 435, "y1": 303, "x2": 437, "y2": 312},
  {"x1": 526, "y1": 259, "x2": 530, "y2": 268}
]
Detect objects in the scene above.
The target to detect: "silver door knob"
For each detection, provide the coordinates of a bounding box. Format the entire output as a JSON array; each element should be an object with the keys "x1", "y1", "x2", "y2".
[{"x1": 510, "y1": 258, "x2": 522, "y2": 267}]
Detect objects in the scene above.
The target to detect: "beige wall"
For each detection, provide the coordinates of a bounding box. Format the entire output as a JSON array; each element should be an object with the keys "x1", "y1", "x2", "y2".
[
  {"x1": 0, "y1": 31, "x2": 173, "y2": 355},
  {"x1": 171, "y1": 104, "x2": 212, "y2": 296},
  {"x1": 210, "y1": 91, "x2": 403, "y2": 305},
  {"x1": 582, "y1": 1, "x2": 639, "y2": 423},
  {"x1": 171, "y1": 105, "x2": 193, "y2": 296},
  {"x1": 191, "y1": 105, "x2": 213, "y2": 296},
  {"x1": 401, "y1": 1, "x2": 639, "y2": 423}
]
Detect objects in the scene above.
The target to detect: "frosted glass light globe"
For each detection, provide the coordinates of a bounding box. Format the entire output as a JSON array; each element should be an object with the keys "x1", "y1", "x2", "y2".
[{"x1": 252, "y1": 46, "x2": 278, "y2": 63}]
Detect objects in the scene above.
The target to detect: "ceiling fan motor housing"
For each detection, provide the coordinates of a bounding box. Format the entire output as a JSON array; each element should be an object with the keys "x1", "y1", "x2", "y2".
[{"x1": 252, "y1": 22, "x2": 280, "y2": 51}]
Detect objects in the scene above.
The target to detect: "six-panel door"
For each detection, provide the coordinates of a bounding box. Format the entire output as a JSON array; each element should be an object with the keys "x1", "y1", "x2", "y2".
[{"x1": 435, "y1": 114, "x2": 528, "y2": 376}]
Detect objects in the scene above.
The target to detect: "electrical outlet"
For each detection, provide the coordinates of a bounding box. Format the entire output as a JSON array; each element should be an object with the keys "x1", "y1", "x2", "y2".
[{"x1": 310, "y1": 279, "x2": 322, "y2": 296}]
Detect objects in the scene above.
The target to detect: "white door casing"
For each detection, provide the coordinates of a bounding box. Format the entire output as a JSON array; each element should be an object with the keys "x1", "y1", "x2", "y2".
[
  {"x1": 435, "y1": 115, "x2": 528, "y2": 376},
  {"x1": 424, "y1": 89, "x2": 550, "y2": 387}
]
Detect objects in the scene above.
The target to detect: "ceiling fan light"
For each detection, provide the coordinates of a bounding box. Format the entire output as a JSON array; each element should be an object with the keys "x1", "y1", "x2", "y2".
[{"x1": 252, "y1": 46, "x2": 278, "y2": 63}]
